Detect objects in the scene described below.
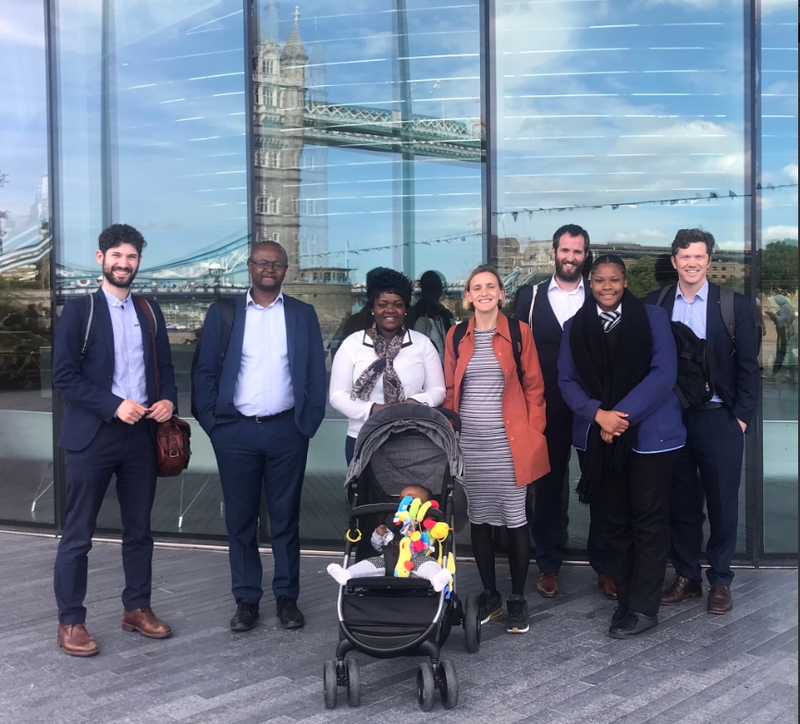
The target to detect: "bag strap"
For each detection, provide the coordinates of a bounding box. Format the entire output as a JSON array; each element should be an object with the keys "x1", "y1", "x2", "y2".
[
  {"x1": 218, "y1": 297, "x2": 235, "y2": 359},
  {"x1": 80, "y1": 293, "x2": 96, "y2": 362},
  {"x1": 136, "y1": 296, "x2": 161, "y2": 400},
  {"x1": 452, "y1": 318, "x2": 524, "y2": 384},
  {"x1": 527, "y1": 283, "x2": 539, "y2": 328},
  {"x1": 656, "y1": 283, "x2": 675, "y2": 308},
  {"x1": 719, "y1": 285, "x2": 736, "y2": 345},
  {"x1": 508, "y1": 317, "x2": 524, "y2": 385},
  {"x1": 452, "y1": 320, "x2": 468, "y2": 363}
]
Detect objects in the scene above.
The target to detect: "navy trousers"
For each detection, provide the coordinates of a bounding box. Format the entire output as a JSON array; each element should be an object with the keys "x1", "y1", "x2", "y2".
[
  {"x1": 211, "y1": 412, "x2": 309, "y2": 603},
  {"x1": 670, "y1": 407, "x2": 744, "y2": 586},
  {"x1": 534, "y1": 412, "x2": 607, "y2": 575},
  {"x1": 54, "y1": 418, "x2": 158, "y2": 625}
]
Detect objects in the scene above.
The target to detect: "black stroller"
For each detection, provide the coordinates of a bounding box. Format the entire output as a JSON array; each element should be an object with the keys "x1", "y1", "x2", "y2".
[{"x1": 323, "y1": 403, "x2": 481, "y2": 711}]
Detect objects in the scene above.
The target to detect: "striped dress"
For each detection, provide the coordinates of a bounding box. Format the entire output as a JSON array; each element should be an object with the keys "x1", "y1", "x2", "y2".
[{"x1": 459, "y1": 328, "x2": 526, "y2": 528}]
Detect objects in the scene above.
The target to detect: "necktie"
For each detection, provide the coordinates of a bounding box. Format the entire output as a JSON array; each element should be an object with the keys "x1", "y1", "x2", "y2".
[{"x1": 600, "y1": 310, "x2": 621, "y2": 333}]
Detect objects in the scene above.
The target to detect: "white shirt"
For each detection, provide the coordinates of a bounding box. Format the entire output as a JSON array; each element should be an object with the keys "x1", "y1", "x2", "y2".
[
  {"x1": 233, "y1": 290, "x2": 295, "y2": 417},
  {"x1": 597, "y1": 302, "x2": 622, "y2": 317},
  {"x1": 548, "y1": 275, "x2": 585, "y2": 329},
  {"x1": 329, "y1": 329, "x2": 446, "y2": 438}
]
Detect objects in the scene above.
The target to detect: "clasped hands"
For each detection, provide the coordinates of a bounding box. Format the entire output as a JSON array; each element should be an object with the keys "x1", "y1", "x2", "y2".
[
  {"x1": 116, "y1": 399, "x2": 174, "y2": 425},
  {"x1": 595, "y1": 408, "x2": 629, "y2": 445}
]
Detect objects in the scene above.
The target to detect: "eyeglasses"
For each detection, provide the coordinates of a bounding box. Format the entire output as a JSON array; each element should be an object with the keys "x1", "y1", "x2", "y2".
[{"x1": 248, "y1": 259, "x2": 288, "y2": 271}]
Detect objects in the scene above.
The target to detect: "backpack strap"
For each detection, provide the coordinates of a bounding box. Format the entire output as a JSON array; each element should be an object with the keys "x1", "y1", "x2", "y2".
[
  {"x1": 452, "y1": 320, "x2": 468, "y2": 363},
  {"x1": 508, "y1": 317, "x2": 525, "y2": 385},
  {"x1": 218, "y1": 297, "x2": 235, "y2": 357},
  {"x1": 527, "y1": 283, "x2": 539, "y2": 328},
  {"x1": 718, "y1": 285, "x2": 736, "y2": 345},
  {"x1": 79, "y1": 293, "x2": 96, "y2": 362},
  {"x1": 656, "y1": 283, "x2": 675, "y2": 308}
]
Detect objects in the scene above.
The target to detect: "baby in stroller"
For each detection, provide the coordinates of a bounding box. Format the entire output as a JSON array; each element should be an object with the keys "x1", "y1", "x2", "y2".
[{"x1": 327, "y1": 484, "x2": 453, "y2": 592}]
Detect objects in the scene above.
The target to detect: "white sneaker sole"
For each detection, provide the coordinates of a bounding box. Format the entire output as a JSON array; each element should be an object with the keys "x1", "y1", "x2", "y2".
[
  {"x1": 506, "y1": 623, "x2": 529, "y2": 634},
  {"x1": 480, "y1": 608, "x2": 503, "y2": 625}
]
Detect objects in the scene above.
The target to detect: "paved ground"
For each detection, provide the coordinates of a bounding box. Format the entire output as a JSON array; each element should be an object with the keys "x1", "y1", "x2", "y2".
[{"x1": 0, "y1": 532, "x2": 797, "y2": 724}]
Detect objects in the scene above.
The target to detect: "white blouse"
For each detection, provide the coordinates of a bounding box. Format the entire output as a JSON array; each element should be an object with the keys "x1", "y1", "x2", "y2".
[{"x1": 329, "y1": 328, "x2": 446, "y2": 438}]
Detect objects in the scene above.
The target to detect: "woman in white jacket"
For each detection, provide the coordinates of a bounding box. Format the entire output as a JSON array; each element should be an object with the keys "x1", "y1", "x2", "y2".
[{"x1": 329, "y1": 268, "x2": 446, "y2": 464}]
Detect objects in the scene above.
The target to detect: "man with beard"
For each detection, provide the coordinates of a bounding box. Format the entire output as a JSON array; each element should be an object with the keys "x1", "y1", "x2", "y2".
[
  {"x1": 514, "y1": 224, "x2": 614, "y2": 600},
  {"x1": 52, "y1": 224, "x2": 177, "y2": 656},
  {"x1": 193, "y1": 241, "x2": 326, "y2": 631}
]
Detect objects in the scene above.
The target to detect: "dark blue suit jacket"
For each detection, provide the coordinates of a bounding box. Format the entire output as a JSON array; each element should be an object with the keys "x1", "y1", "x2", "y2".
[
  {"x1": 514, "y1": 279, "x2": 591, "y2": 421},
  {"x1": 193, "y1": 292, "x2": 327, "y2": 439},
  {"x1": 558, "y1": 305, "x2": 686, "y2": 454},
  {"x1": 52, "y1": 288, "x2": 178, "y2": 452},
  {"x1": 644, "y1": 282, "x2": 760, "y2": 427}
]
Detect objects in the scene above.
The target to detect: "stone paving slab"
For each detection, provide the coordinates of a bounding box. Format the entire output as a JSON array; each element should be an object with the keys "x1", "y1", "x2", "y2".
[{"x1": 0, "y1": 532, "x2": 796, "y2": 724}]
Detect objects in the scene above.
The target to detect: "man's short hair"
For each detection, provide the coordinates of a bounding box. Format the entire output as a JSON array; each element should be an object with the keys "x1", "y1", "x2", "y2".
[
  {"x1": 251, "y1": 239, "x2": 289, "y2": 264},
  {"x1": 98, "y1": 224, "x2": 146, "y2": 255},
  {"x1": 671, "y1": 228, "x2": 715, "y2": 257},
  {"x1": 553, "y1": 224, "x2": 590, "y2": 252}
]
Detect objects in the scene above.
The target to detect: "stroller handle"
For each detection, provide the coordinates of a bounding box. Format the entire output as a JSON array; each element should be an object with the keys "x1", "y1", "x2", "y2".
[{"x1": 435, "y1": 406, "x2": 461, "y2": 435}]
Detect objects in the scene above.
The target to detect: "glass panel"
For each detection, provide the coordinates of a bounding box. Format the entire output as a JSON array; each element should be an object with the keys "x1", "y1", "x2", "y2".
[
  {"x1": 760, "y1": 2, "x2": 798, "y2": 554},
  {"x1": 493, "y1": 1, "x2": 748, "y2": 554},
  {"x1": 54, "y1": 1, "x2": 247, "y2": 537},
  {"x1": 0, "y1": 1, "x2": 53, "y2": 526},
  {"x1": 251, "y1": 1, "x2": 483, "y2": 544}
]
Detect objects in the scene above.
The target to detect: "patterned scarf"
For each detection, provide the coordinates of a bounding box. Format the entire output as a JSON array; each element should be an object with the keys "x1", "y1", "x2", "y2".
[{"x1": 350, "y1": 325, "x2": 407, "y2": 404}]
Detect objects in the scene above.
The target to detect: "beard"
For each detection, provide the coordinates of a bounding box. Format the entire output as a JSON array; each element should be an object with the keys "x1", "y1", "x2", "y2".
[
  {"x1": 103, "y1": 264, "x2": 138, "y2": 289},
  {"x1": 555, "y1": 257, "x2": 584, "y2": 284}
]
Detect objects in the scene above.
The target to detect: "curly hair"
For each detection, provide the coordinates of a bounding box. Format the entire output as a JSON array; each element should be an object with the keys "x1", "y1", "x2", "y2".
[
  {"x1": 366, "y1": 267, "x2": 414, "y2": 309},
  {"x1": 671, "y1": 228, "x2": 715, "y2": 257},
  {"x1": 98, "y1": 224, "x2": 147, "y2": 255}
]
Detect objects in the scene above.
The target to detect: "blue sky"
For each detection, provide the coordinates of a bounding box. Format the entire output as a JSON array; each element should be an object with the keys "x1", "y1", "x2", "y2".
[{"x1": 0, "y1": 0, "x2": 796, "y2": 284}]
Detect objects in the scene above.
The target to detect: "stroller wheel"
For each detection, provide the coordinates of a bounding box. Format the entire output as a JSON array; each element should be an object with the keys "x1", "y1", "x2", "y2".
[
  {"x1": 464, "y1": 593, "x2": 481, "y2": 653},
  {"x1": 346, "y1": 657, "x2": 361, "y2": 707},
  {"x1": 417, "y1": 662, "x2": 436, "y2": 712},
  {"x1": 323, "y1": 660, "x2": 338, "y2": 709},
  {"x1": 438, "y1": 660, "x2": 459, "y2": 709}
]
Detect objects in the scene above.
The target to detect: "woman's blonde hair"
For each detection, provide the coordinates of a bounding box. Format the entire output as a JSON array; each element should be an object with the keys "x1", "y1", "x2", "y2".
[{"x1": 463, "y1": 264, "x2": 505, "y2": 312}]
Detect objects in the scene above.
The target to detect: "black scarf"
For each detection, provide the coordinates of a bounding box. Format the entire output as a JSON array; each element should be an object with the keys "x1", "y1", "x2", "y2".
[{"x1": 569, "y1": 289, "x2": 652, "y2": 503}]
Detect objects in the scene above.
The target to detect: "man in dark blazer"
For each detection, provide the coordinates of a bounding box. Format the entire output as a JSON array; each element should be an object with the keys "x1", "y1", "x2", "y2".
[
  {"x1": 193, "y1": 240, "x2": 326, "y2": 631},
  {"x1": 52, "y1": 224, "x2": 177, "y2": 656},
  {"x1": 645, "y1": 228, "x2": 759, "y2": 615},
  {"x1": 515, "y1": 224, "x2": 614, "y2": 600}
]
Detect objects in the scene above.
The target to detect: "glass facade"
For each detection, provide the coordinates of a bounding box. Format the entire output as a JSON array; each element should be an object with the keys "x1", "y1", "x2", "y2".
[
  {"x1": 0, "y1": 0, "x2": 795, "y2": 560},
  {"x1": 0, "y1": 0, "x2": 53, "y2": 527}
]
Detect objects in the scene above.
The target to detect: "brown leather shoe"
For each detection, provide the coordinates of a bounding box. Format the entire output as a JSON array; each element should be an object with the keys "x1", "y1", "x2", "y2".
[
  {"x1": 122, "y1": 607, "x2": 172, "y2": 639},
  {"x1": 707, "y1": 584, "x2": 733, "y2": 615},
  {"x1": 536, "y1": 573, "x2": 559, "y2": 598},
  {"x1": 58, "y1": 624, "x2": 99, "y2": 657},
  {"x1": 660, "y1": 573, "x2": 703, "y2": 606},
  {"x1": 598, "y1": 574, "x2": 617, "y2": 600}
]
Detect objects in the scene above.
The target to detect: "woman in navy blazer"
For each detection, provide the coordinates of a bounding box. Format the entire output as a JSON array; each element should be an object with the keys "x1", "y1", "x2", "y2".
[{"x1": 558, "y1": 255, "x2": 685, "y2": 639}]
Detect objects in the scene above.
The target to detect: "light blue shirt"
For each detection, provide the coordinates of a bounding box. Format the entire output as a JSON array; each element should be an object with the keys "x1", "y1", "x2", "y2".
[
  {"x1": 102, "y1": 287, "x2": 148, "y2": 406},
  {"x1": 233, "y1": 290, "x2": 295, "y2": 417},
  {"x1": 672, "y1": 280, "x2": 723, "y2": 403}
]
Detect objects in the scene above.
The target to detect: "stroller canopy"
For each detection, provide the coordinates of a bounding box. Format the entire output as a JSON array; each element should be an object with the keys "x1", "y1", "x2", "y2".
[{"x1": 344, "y1": 403, "x2": 467, "y2": 528}]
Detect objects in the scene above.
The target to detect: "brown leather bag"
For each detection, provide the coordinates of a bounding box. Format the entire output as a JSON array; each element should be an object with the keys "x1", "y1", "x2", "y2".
[{"x1": 137, "y1": 297, "x2": 191, "y2": 477}]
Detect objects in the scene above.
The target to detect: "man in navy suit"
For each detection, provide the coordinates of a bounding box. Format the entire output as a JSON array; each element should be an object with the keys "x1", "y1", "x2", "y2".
[
  {"x1": 52, "y1": 224, "x2": 177, "y2": 656},
  {"x1": 193, "y1": 241, "x2": 326, "y2": 631},
  {"x1": 645, "y1": 229, "x2": 759, "y2": 615},
  {"x1": 515, "y1": 224, "x2": 614, "y2": 600}
]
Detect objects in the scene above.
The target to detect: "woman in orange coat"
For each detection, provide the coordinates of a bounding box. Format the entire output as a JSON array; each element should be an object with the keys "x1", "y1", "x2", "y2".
[{"x1": 444, "y1": 265, "x2": 549, "y2": 634}]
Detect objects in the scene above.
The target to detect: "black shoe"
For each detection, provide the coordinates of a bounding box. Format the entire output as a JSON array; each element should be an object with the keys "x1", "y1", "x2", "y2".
[
  {"x1": 230, "y1": 601, "x2": 259, "y2": 632},
  {"x1": 506, "y1": 595, "x2": 529, "y2": 634},
  {"x1": 477, "y1": 589, "x2": 503, "y2": 624},
  {"x1": 611, "y1": 605, "x2": 630, "y2": 626},
  {"x1": 609, "y1": 611, "x2": 658, "y2": 639},
  {"x1": 276, "y1": 596, "x2": 305, "y2": 630}
]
